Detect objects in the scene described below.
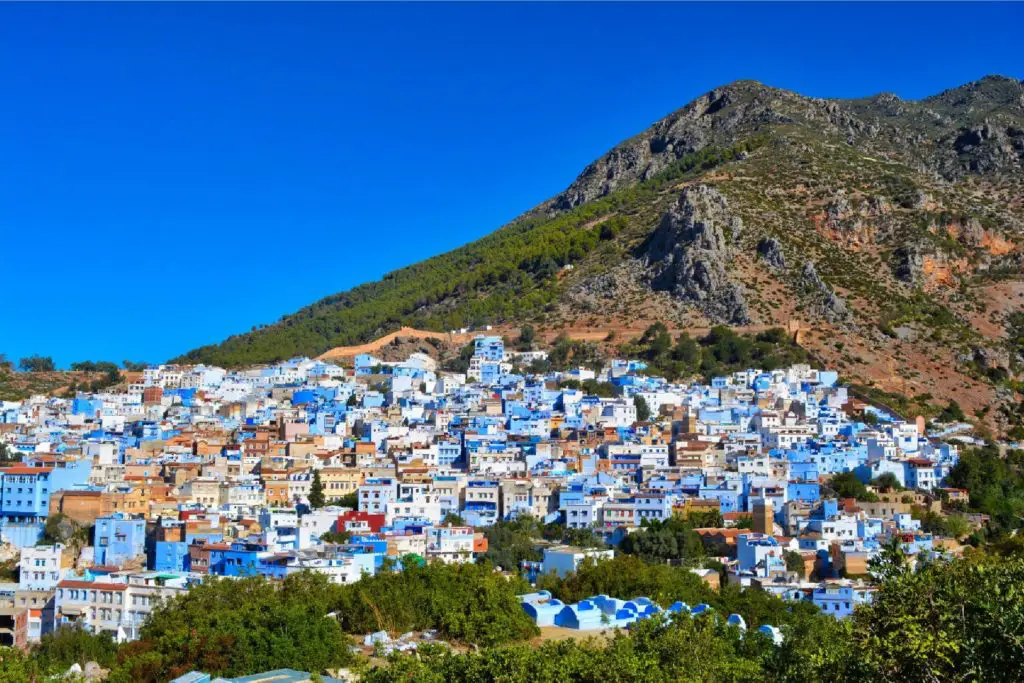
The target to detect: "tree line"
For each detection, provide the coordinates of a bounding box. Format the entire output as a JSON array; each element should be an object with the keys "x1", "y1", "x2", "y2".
[
  {"x1": 619, "y1": 324, "x2": 809, "y2": 383},
  {"x1": 366, "y1": 550, "x2": 1024, "y2": 682}
]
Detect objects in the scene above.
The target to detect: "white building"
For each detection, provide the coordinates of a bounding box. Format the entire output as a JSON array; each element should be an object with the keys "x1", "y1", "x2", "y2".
[
  {"x1": 19, "y1": 544, "x2": 64, "y2": 591},
  {"x1": 542, "y1": 546, "x2": 614, "y2": 578}
]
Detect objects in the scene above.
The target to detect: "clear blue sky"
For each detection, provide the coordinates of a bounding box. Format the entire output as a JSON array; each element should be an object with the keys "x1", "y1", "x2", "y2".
[{"x1": 2, "y1": 2, "x2": 1022, "y2": 367}]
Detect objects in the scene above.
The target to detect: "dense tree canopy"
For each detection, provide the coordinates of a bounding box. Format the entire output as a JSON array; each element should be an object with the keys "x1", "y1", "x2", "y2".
[
  {"x1": 362, "y1": 616, "x2": 769, "y2": 683},
  {"x1": 366, "y1": 552, "x2": 1024, "y2": 683},
  {"x1": 30, "y1": 626, "x2": 118, "y2": 674},
  {"x1": 827, "y1": 471, "x2": 878, "y2": 501},
  {"x1": 618, "y1": 518, "x2": 706, "y2": 564},
  {"x1": 108, "y1": 573, "x2": 354, "y2": 682},
  {"x1": 619, "y1": 325, "x2": 809, "y2": 382},
  {"x1": 946, "y1": 445, "x2": 1024, "y2": 537},
  {"x1": 5, "y1": 541, "x2": 1024, "y2": 682},
  {"x1": 327, "y1": 561, "x2": 537, "y2": 647},
  {"x1": 18, "y1": 356, "x2": 55, "y2": 372}
]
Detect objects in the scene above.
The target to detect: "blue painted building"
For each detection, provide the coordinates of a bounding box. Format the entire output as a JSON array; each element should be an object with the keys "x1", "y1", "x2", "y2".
[
  {"x1": 150, "y1": 541, "x2": 190, "y2": 572},
  {"x1": 787, "y1": 481, "x2": 821, "y2": 503},
  {"x1": 812, "y1": 584, "x2": 874, "y2": 618},
  {"x1": 473, "y1": 336, "x2": 505, "y2": 361},
  {"x1": 221, "y1": 541, "x2": 265, "y2": 577},
  {"x1": 94, "y1": 513, "x2": 146, "y2": 566},
  {"x1": 0, "y1": 460, "x2": 93, "y2": 547}
]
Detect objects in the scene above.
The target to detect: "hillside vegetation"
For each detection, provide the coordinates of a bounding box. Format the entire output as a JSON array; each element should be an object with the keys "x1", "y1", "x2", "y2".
[{"x1": 176, "y1": 77, "x2": 1024, "y2": 432}]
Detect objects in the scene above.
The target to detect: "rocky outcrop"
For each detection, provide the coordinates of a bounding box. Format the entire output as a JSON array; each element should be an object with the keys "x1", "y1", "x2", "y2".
[
  {"x1": 757, "y1": 237, "x2": 786, "y2": 269},
  {"x1": 552, "y1": 76, "x2": 1024, "y2": 212},
  {"x1": 969, "y1": 345, "x2": 1012, "y2": 373},
  {"x1": 800, "y1": 261, "x2": 848, "y2": 322},
  {"x1": 554, "y1": 82, "x2": 810, "y2": 209},
  {"x1": 951, "y1": 120, "x2": 1024, "y2": 174},
  {"x1": 893, "y1": 245, "x2": 925, "y2": 283},
  {"x1": 645, "y1": 185, "x2": 749, "y2": 323}
]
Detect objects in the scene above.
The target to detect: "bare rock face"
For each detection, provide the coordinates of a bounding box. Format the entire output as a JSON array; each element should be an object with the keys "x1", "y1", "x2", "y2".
[
  {"x1": 757, "y1": 237, "x2": 787, "y2": 269},
  {"x1": 971, "y1": 345, "x2": 1012, "y2": 372},
  {"x1": 952, "y1": 120, "x2": 1024, "y2": 174},
  {"x1": 645, "y1": 185, "x2": 750, "y2": 323},
  {"x1": 553, "y1": 83, "x2": 799, "y2": 210},
  {"x1": 893, "y1": 245, "x2": 926, "y2": 283},
  {"x1": 801, "y1": 261, "x2": 848, "y2": 322},
  {"x1": 960, "y1": 217, "x2": 986, "y2": 247}
]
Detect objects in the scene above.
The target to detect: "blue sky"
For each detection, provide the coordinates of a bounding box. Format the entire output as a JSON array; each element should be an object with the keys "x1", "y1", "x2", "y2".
[{"x1": 2, "y1": 2, "x2": 1022, "y2": 367}]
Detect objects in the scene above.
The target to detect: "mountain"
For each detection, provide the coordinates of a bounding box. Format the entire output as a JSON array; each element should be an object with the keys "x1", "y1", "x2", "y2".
[{"x1": 176, "y1": 76, "x2": 1024, "y2": 431}]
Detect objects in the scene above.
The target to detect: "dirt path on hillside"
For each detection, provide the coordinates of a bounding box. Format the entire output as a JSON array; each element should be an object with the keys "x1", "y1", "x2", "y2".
[
  {"x1": 318, "y1": 327, "x2": 477, "y2": 360},
  {"x1": 319, "y1": 322, "x2": 797, "y2": 360}
]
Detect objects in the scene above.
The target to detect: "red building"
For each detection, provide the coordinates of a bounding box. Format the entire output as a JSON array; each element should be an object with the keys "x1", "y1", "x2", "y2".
[
  {"x1": 143, "y1": 386, "x2": 164, "y2": 405},
  {"x1": 338, "y1": 510, "x2": 385, "y2": 534}
]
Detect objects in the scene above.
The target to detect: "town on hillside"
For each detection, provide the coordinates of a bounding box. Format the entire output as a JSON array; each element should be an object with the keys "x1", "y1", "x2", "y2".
[{"x1": 0, "y1": 333, "x2": 978, "y2": 672}]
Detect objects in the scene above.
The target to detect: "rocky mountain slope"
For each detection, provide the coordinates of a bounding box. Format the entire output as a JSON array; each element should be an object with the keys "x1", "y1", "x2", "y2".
[{"x1": 176, "y1": 76, "x2": 1024, "y2": 432}]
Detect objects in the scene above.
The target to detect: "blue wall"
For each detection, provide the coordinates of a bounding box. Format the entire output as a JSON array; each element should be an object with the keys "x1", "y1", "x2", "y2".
[
  {"x1": 94, "y1": 515, "x2": 146, "y2": 566},
  {"x1": 151, "y1": 541, "x2": 190, "y2": 572}
]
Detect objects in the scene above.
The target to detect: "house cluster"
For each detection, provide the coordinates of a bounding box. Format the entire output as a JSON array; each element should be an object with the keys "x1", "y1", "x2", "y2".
[{"x1": 0, "y1": 334, "x2": 966, "y2": 646}]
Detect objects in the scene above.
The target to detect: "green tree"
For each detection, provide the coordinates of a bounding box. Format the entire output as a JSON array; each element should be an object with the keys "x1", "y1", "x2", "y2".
[
  {"x1": 581, "y1": 378, "x2": 616, "y2": 397},
  {"x1": 946, "y1": 445, "x2": 1024, "y2": 536},
  {"x1": 481, "y1": 516, "x2": 543, "y2": 571},
  {"x1": 31, "y1": 625, "x2": 118, "y2": 673},
  {"x1": 442, "y1": 512, "x2": 467, "y2": 527},
  {"x1": 634, "y1": 394, "x2": 652, "y2": 423},
  {"x1": 332, "y1": 491, "x2": 359, "y2": 509},
  {"x1": 0, "y1": 443, "x2": 19, "y2": 464},
  {"x1": 671, "y1": 333, "x2": 701, "y2": 369},
  {"x1": 937, "y1": 399, "x2": 966, "y2": 423},
  {"x1": 827, "y1": 472, "x2": 877, "y2": 501},
  {"x1": 868, "y1": 537, "x2": 909, "y2": 582},
  {"x1": 318, "y1": 530, "x2": 352, "y2": 544},
  {"x1": 309, "y1": 471, "x2": 325, "y2": 509},
  {"x1": 619, "y1": 518, "x2": 705, "y2": 564},
  {"x1": 871, "y1": 472, "x2": 902, "y2": 492},
  {"x1": 517, "y1": 325, "x2": 536, "y2": 350},
  {"x1": 338, "y1": 552, "x2": 1024, "y2": 683},
  {"x1": 559, "y1": 526, "x2": 605, "y2": 549},
  {"x1": 943, "y1": 514, "x2": 971, "y2": 539},
  {"x1": 0, "y1": 647, "x2": 43, "y2": 683},
  {"x1": 852, "y1": 554, "x2": 1024, "y2": 681},
  {"x1": 18, "y1": 355, "x2": 55, "y2": 372},
  {"x1": 443, "y1": 343, "x2": 476, "y2": 373},
  {"x1": 783, "y1": 550, "x2": 806, "y2": 579},
  {"x1": 641, "y1": 323, "x2": 673, "y2": 360},
  {"x1": 329, "y1": 562, "x2": 537, "y2": 646}
]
